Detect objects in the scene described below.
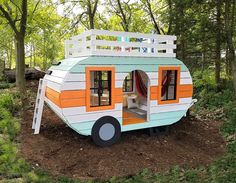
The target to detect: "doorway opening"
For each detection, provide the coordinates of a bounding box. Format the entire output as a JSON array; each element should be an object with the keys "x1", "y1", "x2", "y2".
[{"x1": 122, "y1": 70, "x2": 150, "y2": 125}]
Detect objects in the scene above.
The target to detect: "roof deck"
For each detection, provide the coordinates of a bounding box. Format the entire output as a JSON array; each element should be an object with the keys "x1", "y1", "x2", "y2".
[{"x1": 65, "y1": 29, "x2": 176, "y2": 58}]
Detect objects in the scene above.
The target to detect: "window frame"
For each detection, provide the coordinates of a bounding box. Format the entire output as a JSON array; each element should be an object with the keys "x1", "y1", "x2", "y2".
[
  {"x1": 86, "y1": 67, "x2": 115, "y2": 112},
  {"x1": 123, "y1": 72, "x2": 134, "y2": 93},
  {"x1": 158, "y1": 66, "x2": 180, "y2": 105}
]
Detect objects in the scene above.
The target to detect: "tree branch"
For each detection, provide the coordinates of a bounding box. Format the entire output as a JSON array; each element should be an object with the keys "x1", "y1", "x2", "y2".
[{"x1": 0, "y1": 4, "x2": 19, "y2": 35}]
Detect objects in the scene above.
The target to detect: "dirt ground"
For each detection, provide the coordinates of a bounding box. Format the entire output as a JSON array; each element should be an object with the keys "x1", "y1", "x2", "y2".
[{"x1": 19, "y1": 81, "x2": 226, "y2": 180}]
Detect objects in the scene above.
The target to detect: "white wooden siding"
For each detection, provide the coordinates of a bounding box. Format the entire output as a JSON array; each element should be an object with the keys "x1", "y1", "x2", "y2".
[
  {"x1": 67, "y1": 110, "x2": 122, "y2": 124},
  {"x1": 62, "y1": 103, "x2": 122, "y2": 116},
  {"x1": 61, "y1": 81, "x2": 86, "y2": 90},
  {"x1": 65, "y1": 73, "x2": 85, "y2": 82}
]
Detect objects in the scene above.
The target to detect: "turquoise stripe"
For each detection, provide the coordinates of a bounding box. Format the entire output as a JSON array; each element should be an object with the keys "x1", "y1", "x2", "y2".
[
  {"x1": 79, "y1": 57, "x2": 184, "y2": 65},
  {"x1": 49, "y1": 56, "x2": 189, "y2": 72},
  {"x1": 70, "y1": 64, "x2": 188, "y2": 73},
  {"x1": 150, "y1": 110, "x2": 186, "y2": 121},
  {"x1": 69, "y1": 118, "x2": 123, "y2": 136}
]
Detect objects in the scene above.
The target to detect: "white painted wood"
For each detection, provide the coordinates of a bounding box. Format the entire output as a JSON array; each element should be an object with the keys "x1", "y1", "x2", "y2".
[
  {"x1": 180, "y1": 78, "x2": 193, "y2": 85},
  {"x1": 45, "y1": 80, "x2": 61, "y2": 92},
  {"x1": 44, "y1": 75, "x2": 64, "y2": 84},
  {"x1": 147, "y1": 79, "x2": 150, "y2": 121},
  {"x1": 93, "y1": 40, "x2": 176, "y2": 50},
  {"x1": 91, "y1": 29, "x2": 176, "y2": 41},
  {"x1": 65, "y1": 73, "x2": 85, "y2": 82},
  {"x1": 179, "y1": 97, "x2": 193, "y2": 103},
  {"x1": 150, "y1": 97, "x2": 192, "y2": 107},
  {"x1": 150, "y1": 100, "x2": 158, "y2": 107},
  {"x1": 150, "y1": 79, "x2": 158, "y2": 86},
  {"x1": 150, "y1": 103, "x2": 190, "y2": 114},
  {"x1": 45, "y1": 98, "x2": 63, "y2": 118},
  {"x1": 61, "y1": 81, "x2": 86, "y2": 90},
  {"x1": 115, "y1": 73, "x2": 129, "y2": 81},
  {"x1": 180, "y1": 71, "x2": 191, "y2": 78},
  {"x1": 67, "y1": 110, "x2": 122, "y2": 124},
  {"x1": 115, "y1": 80, "x2": 124, "y2": 88},
  {"x1": 147, "y1": 72, "x2": 158, "y2": 79},
  {"x1": 62, "y1": 103, "x2": 123, "y2": 116},
  {"x1": 50, "y1": 70, "x2": 68, "y2": 78},
  {"x1": 32, "y1": 79, "x2": 47, "y2": 134},
  {"x1": 65, "y1": 29, "x2": 177, "y2": 58}
]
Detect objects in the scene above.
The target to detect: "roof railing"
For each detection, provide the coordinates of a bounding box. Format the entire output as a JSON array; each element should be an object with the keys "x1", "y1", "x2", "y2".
[{"x1": 65, "y1": 29, "x2": 176, "y2": 58}]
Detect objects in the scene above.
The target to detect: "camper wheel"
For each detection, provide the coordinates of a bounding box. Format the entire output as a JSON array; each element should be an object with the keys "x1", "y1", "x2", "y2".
[{"x1": 92, "y1": 116, "x2": 121, "y2": 147}]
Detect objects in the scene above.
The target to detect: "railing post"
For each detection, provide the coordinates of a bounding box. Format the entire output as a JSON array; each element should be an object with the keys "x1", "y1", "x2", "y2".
[
  {"x1": 121, "y1": 36, "x2": 125, "y2": 52},
  {"x1": 166, "y1": 39, "x2": 174, "y2": 54},
  {"x1": 91, "y1": 31, "x2": 96, "y2": 53},
  {"x1": 147, "y1": 38, "x2": 151, "y2": 53}
]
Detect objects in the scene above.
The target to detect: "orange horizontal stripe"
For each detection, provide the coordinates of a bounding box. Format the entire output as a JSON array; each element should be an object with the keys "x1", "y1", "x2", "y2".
[
  {"x1": 179, "y1": 84, "x2": 193, "y2": 92},
  {"x1": 45, "y1": 93, "x2": 61, "y2": 107},
  {"x1": 60, "y1": 90, "x2": 86, "y2": 99},
  {"x1": 60, "y1": 98, "x2": 86, "y2": 108},
  {"x1": 46, "y1": 87, "x2": 60, "y2": 100},
  {"x1": 179, "y1": 91, "x2": 193, "y2": 98}
]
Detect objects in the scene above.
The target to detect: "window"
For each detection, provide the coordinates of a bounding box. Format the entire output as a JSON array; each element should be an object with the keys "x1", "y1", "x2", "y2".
[
  {"x1": 158, "y1": 67, "x2": 180, "y2": 104},
  {"x1": 90, "y1": 71, "x2": 111, "y2": 107},
  {"x1": 123, "y1": 72, "x2": 133, "y2": 92},
  {"x1": 86, "y1": 67, "x2": 115, "y2": 111}
]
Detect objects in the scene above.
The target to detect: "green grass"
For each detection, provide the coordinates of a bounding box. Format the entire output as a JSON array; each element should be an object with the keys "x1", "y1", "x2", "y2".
[{"x1": 0, "y1": 76, "x2": 236, "y2": 182}]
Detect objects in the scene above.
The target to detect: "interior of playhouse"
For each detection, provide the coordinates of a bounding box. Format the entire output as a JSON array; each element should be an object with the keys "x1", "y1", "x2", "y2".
[{"x1": 122, "y1": 70, "x2": 148, "y2": 125}]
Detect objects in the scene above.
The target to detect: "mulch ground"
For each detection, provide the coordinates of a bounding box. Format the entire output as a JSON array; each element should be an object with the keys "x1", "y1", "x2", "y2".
[{"x1": 19, "y1": 81, "x2": 226, "y2": 180}]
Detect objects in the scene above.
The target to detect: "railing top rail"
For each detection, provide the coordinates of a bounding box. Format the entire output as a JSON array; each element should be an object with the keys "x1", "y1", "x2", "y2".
[{"x1": 65, "y1": 29, "x2": 177, "y2": 58}]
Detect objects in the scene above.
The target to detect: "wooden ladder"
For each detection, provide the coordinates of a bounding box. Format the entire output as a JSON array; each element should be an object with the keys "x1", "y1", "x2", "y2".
[{"x1": 32, "y1": 79, "x2": 47, "y2": 134}]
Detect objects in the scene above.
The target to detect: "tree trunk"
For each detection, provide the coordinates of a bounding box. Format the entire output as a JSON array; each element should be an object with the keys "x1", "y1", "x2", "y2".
[
  {"x1": 15, "y1": 35, "x2": 26, "y2": 93},
  {"x1": 215, "y1": 0, "x2": 222, "y2": 87},
  {"x1": 225, "y1": 0, "x2": 236, "y2": 96}
]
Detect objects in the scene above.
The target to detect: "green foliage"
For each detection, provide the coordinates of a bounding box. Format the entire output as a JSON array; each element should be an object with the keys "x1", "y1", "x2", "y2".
[
  {"x1": 193, "y1": 70, "x2": 235, "y2": 112},
  {"x1": 0, "y1": 82, "x2": 10, "y2": 89},
  {"x1": 0, "y1": 92, "x2": 21, "y2": 115},
  {"x1": 0, "y1": 108, "x2": 20, "y2": 141},
  {"x1": 0, "y1": 93, "x2": 29, "y2": 179}
]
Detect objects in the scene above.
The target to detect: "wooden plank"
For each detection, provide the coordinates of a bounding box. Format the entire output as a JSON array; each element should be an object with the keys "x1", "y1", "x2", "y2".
[
  {"x1": 62, "y1": 103, "x2": 122, "y2": 116},
  {"x1": 61, "y1": 98, "x2": 86, "y2": 108},
  {"x1": 150, "y1": 103, "x2": 189, "y2": 114},
  {"x1": 44, "y1": 75, "x2": 64, "y2": 84},
  {"x1": 67, "y1": 110, "x2": 122, "y2": 123},
  {"x1": 180, "y1": 78, "x2": 192, "y2": 85},
  {"x1": 60, "y1": 90, "x2": 86, "y2": 99},
  {"x1": 91, "y1": 29, "x2": 176, "y2": 41},
  {"x1": 50, "y1": 70, "x2": 68, "y2": 78},
  {"x1": 65, "y1": 73, "x2": 85, "y2": 82},
  {"x1": 45, "y1": 80, "x2": 61, "y2": 92},
  {"x1": 93, "y1": 39, "x2": 176, "y2": 50},
  {"x1": 61, "y1": 81, "x2": 86, "y2": 90}
]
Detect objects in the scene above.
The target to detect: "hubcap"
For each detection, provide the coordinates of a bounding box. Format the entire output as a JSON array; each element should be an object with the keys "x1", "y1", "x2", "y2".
[{"x1": 99, "y1": 123, "x2": 115, "y2": 141}]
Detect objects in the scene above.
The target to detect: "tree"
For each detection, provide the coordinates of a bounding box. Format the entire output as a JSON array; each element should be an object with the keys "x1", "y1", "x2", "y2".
[
  {"x1": 215, "y1": 0, "x2": 223, "y2": 87},
  {"x1": 0, "y1": 0, "x2": 28, "y2": 93},
  {"x1": 108, "y1": 0, "x2": 133, "y2": 32},
  {"x1": 140, "y1": 0, "x2": 162, "y2": 34},
  {"x1": 225, "y1": 0, "x2": 236, "y2": 96}
]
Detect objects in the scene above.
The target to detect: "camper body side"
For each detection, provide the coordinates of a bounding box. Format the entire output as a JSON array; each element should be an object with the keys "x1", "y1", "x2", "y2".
[{"x1": 43, "y1": 56, "x2": 193, "y2": 136}]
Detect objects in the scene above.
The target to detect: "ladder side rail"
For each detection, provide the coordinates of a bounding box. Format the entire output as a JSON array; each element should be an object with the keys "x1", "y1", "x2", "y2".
[{"x1": 34, "y1": 79, "x2": 47, "y2": 134}]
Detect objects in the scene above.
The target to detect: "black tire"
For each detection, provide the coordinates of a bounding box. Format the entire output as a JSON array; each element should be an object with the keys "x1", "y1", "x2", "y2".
[{"x1": 92, "y1": 116, "x2": 121, "y2": 147}]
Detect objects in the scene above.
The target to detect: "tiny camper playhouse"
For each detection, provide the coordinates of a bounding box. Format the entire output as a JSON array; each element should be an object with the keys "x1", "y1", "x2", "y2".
[{"x1": 32, "y1": 29, "x2": 196, "y2": 147}]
